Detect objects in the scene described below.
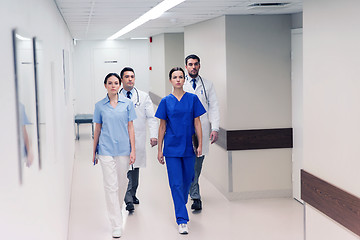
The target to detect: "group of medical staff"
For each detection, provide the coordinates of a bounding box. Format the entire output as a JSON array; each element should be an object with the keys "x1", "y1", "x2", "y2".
[{"x1": 92, "y1": 54, "x2": 220, "y2": 238}]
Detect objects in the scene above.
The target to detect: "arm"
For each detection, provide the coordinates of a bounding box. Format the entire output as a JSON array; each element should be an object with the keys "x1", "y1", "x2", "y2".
[
  {"x1": 157, "y1": 119, "x2": 166, "y2": 165},
  {"x1": 93, "y1": 123, "x2": 101, "y2": 165},
  {"x1": 144, "y1": 94, "x2": 159, "y2": 147},
  {"x1": 128, "y1": 121, "x2": 136, "y2": 165},
  {"x1": 207, "y1": 81, "x2": 220, "y2": 144},
  {"x1": 23, "y1": 126, "x2": 33, "y2": 167},
  {"x1": 194, "y1": 117, "x2": 202, "y2": 157}
]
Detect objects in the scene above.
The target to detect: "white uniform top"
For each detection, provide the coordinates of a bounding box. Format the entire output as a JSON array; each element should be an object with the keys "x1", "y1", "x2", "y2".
[
  {"x1": 120, "y1": 88, "x2": 158, "y2": 168},
  {"x1": 183, "y1": 75, "x2": 220, "y2": 155}
]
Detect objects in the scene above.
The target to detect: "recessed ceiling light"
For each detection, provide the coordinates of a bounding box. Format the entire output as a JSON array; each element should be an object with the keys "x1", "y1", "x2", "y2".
[{"x1": 248, "y1": 2, "x2": 290, "y2": 8}]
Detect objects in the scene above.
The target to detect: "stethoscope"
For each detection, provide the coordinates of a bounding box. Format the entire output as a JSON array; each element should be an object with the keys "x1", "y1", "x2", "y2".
[
  {"x1": 186, "y1": 75, "x2": 209, "y2": 105},
  {"x1": 119, "y1": 87, "x2": 140, "y2": 107}
]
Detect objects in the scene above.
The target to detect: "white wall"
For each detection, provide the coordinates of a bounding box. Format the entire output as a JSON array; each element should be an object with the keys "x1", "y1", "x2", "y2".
[
  {"x1": 164, "y1": 33, "x2": 184, "y2": 94},
  {"x1": 73, "y1": 39, "x2": 150, "y2": 114},
  {"x1": 0, "y1": 0, "x2": 75, "y2": 239},
  {"x1": 303, "y1": 0, "x2": 360, "y2": 238},
  {"x1": 226, "y1": 15, "x2": 292, "y2": 130},
  {"x1": 291, "y1": 28, "x2": 304, "y2": 202},
  {"x1": 184, "y1": 15, "x2": 292, "y2": 199},
  {"x1": 228, "y1": 15, "x2": 292, "y2": 199},
  {"x1": 149, "y1": 34, "x2": 166, "y2": 97},
  {"x1": 149, "y1": 33, "x2": 184, "y2": 98}
]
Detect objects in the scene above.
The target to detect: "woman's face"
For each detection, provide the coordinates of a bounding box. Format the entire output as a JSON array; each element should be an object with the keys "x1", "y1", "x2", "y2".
[
  {"x1": 104, "y1": 75, "x2": 121, "y2": 95},
  {"x1": 170, "y1": 70, "x2": 185, "y2": 89}
]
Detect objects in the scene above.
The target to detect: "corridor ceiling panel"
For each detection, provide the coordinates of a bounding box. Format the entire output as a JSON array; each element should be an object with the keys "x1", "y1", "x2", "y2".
[{"x1": 54, "y1": 0, "x2": 302, "y2": 40}]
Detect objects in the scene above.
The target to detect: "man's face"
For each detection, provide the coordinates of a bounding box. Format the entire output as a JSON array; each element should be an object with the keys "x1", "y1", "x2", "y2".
[
  {"x1": 121, "y1": 71, "x2": 135, "y2": 91},
  {"x1": 185, "y1": 59, "x2": 200, "y2": 78}
]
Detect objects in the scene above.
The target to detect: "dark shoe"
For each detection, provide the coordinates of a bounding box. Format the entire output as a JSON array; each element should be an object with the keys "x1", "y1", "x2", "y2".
[
  {"x1": 191, "y1": 199, "x2": 202, "y2": 210},
  {"x1": 132, "y1": 196, "x2": 139, "y2": 204},
  {"x1": 126, "y1": 202, "x2": 135, "y2": 211}
]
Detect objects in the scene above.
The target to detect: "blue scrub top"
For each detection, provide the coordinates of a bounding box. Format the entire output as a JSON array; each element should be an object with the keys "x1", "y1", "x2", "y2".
[
  {"x1": 93, "y1": 94, "x2": 137, "y2": 156},
  {"x1": 155, "y1": 92, "x2": 206, "y2": 157}
]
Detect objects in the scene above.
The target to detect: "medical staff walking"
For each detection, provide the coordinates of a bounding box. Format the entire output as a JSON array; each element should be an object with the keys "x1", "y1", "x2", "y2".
[
  {"x1": 155, "y1": 67, "x2": 206, "y2": 234},
  {"x1": 183, "y1": 54, "x2": 220, "y2": 211},
  {"x1": 119, "y1": 67, "x2": 158, "y2": 212},
  {"x1": 92, "y1": 73, "x2": 137, "y2": 238}
]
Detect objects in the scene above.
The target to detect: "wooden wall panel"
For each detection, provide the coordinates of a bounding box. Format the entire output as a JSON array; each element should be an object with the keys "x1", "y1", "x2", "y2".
[
  {"x1": 301, "y1": 170, "x2": 360, "y2": 237},
  {"x1": 226, "y1": 128, "x2": 293, "y2": 151}
]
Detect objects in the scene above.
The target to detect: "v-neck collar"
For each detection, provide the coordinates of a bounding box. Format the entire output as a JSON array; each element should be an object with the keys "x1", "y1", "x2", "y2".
[{"x1": 171, "y1": 92, "x2": 187, "y2": 102}]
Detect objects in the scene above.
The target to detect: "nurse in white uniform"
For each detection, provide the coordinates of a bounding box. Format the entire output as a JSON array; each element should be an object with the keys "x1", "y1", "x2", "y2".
[{"x1": 92, "y1": 73, "x2": 137, "y2": 238}]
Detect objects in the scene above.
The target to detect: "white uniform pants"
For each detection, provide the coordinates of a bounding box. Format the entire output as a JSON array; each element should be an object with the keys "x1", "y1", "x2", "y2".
[{"x1": 98, "y1": 155, "x2": 129, "y2": 230}]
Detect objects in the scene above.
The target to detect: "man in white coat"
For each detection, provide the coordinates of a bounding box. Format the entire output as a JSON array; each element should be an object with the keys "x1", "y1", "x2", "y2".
[
  {"x1": 119, "y1": 67, "x2": 158, "y2": 212},
  {"x1": 183, "y1": 54, "x2": 220, "y2": 211}
]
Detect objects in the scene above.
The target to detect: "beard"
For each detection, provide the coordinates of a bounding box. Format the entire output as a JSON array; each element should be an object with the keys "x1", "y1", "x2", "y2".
[{"x1": 188, "y1": 72, "x2": 198, "y2": 78}]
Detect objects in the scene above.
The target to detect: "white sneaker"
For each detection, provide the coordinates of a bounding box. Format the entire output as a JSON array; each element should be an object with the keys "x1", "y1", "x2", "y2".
[
  {"x1": 178, "y1": 223, "x2": 188, "y2": 234},
  {"x1": 112, "y1": 228, "x2": 122, "y2": 238}
]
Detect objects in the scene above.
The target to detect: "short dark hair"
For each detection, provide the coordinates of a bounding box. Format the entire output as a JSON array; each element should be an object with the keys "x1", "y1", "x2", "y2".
[
  {"x1": 104, "y1": 73, "x2": 121, "y2": 84},
  {"x1": 185, "y1": 54, "x2": 200, "y2": 65},
  {"x1": 120, "y1": 67, "x2": 135, "y2": 78},
  {"x1": 169, "y1": 67, "x2": 185, "y2": 79}
]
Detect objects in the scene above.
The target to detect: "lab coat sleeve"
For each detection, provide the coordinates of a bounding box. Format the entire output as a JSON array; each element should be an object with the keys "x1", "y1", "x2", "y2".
[
  {"x1": 207, "y1": 81, "x2": 220, "y2": 131},
  {"x1": 144, "y1": 94, "x2": 159, "y2": 138}
]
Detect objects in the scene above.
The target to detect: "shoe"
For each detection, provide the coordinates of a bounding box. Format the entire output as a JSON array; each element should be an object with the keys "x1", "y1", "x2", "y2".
[
  {"x1": 126, "y1": 202, "x2": 135, "y2": 211},
  {"x1": 178, "y1": 223, "x2": 188, "y2": 234},
  {"x1": 112, "y1": 228, "x2": 122, "y2": 238},
  {"x1": 132, "y1": 196, "x2": 139, "y2": 204},
  {"x1": 191, "y1": 199, "x2": 202, "y2": 210}
]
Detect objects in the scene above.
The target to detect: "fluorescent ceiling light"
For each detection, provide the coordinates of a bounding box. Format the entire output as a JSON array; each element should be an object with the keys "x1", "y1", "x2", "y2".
[{"x1": 108, "y1": 0, "x2": 185, "y2": 40}]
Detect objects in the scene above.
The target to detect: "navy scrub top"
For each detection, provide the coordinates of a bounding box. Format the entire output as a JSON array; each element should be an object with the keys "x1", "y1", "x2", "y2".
[{"x1": 155, "y1": 92, "x2": 206, "y2": 157}]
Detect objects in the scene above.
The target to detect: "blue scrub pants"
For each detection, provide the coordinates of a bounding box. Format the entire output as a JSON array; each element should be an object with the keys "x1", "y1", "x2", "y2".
[{"x1": 165, "y1": 156, "x2": 195, "y2": 225}]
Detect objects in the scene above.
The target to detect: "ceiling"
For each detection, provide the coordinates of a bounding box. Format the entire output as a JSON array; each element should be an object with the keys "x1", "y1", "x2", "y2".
[{"x1": 54, "y1": 0, "x2": 302, "y2": 40}]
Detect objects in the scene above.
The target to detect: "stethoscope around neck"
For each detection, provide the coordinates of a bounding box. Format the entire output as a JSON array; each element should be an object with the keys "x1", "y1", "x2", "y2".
[
  {"x1": 119, "y1": 87, "x2": 140, "y2": 107},
  {"x1": 186, "y1": 75, "x2": 209, "y2": 105}
]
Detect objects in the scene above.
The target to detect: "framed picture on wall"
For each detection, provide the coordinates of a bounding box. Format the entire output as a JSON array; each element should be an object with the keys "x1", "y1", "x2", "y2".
[
  {"x1": 33, "y1": 37, "x2": 46, "y2": 170},
  {"x1": 12, "y1": 29, "x2": 40, "y2": 184},
  {"x1": 62, "y1": 49, "x2": 70, "y2": 105}
]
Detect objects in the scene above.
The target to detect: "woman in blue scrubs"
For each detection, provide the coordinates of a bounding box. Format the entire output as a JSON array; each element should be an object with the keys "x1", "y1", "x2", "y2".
[
  {"x1": 92, "y1": 73, "x2": 137, "y2": 238},
  {"x1": 155, "y1": 67, "x2": 206, "y2": 234}
]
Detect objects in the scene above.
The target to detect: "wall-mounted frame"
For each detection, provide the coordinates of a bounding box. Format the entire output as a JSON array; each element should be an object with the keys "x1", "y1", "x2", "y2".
[
  {"x1": 33, "y1": 37, "x2": 45, "y2": 169},
  {"x1": 62, "y1": 49, "x2": 70, "y2": 105},
  {"x1": 12, "y1": 29, "x2": 40, "y2": 184}
]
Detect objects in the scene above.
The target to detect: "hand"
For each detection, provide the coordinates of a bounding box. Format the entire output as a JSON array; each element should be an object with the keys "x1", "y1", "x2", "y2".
[
  {"x1": 157, "y1": 151, "x2": 165, "y2": 165},
  {"x1": 150, "y1": 138, "x2": 158, "y2": 147},
  {"x1": 196, "y1": 146, "x2": 202, "y2": 157},
  {"x1": 210, "y1": 131, "x2": 219, "y2": 144},
  {"x1": 92, "y1": 153, "x2": 98, "y2": 165},
  {"x1": 26, "y1": 149, "x2": 34, "y2": 167},
  {"x1": 129, "y1": 151, "x2": 136, "y2": 165}
]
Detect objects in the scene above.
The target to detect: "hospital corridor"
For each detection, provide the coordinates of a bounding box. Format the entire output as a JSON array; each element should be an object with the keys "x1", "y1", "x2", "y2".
[
  {"x1": 67, "y1": 124, "x2": 303, "y2": 240},
  {"x1": 2, "y1": 1, "x2": 360, "y2": 239}
]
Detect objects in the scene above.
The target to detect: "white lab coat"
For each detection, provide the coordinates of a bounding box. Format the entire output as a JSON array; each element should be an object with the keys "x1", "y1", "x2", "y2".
[
  {"x1": 120, "y1": 88, "x2": 158, "y2": 168},
  {"x1": 183, "y1": 75, "x2": 220, "y2": 155}
]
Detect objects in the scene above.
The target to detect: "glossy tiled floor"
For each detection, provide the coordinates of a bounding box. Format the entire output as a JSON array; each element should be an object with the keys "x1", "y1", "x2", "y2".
[{"x1": 68, "y1": 126, "x2": 304, "y2": 240}]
